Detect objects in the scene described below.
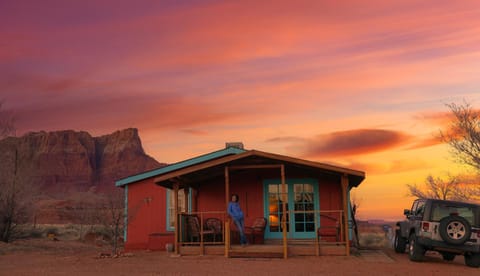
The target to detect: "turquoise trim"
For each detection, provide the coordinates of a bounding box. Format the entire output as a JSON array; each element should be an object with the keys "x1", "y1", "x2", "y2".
[
  {"x1": 263, "y1": 178, "x2": 319, "y2": 239},
  {"x1": 166, "y1": 189, "x2": 172, "y2": 231},
  {"x1": 123, "y1": 185, "x2": 128, "y2": 242},
  {"x1": 115, "y1": 147, "x2": 245, "y2": 187},
  {"x1": 347, "y1": 188, "x2": 352, "y2": 240}
]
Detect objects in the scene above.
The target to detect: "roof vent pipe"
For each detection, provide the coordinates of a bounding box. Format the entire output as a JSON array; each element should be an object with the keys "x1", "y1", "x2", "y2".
[{"x1": 225, "y1": 142, "x2": 244, "y2": 149}]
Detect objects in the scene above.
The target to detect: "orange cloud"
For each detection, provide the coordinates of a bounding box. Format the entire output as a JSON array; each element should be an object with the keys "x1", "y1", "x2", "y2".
[
  {"x1": 415, "y1": 111, "x2": 453, "y2": 128},
  {"x1": 269, "y1": 129, "x2": 412, "y2": 158},
  {"x1": 406, "y1": 135, "x2": 443, "y2": 150},
  {"x1": 346, "y1": 158, "x2": 433, "y2": 175}
]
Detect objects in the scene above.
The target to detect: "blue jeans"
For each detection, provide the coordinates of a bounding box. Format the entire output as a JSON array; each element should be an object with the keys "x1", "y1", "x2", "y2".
[{"x1": 233, "y1": 218, "x2": 247, "y2": 245}]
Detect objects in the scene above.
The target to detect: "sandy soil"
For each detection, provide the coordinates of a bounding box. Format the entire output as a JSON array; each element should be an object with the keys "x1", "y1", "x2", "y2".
[{"x1": 0, "y1": 239, "x2": 479, "y2": 275}]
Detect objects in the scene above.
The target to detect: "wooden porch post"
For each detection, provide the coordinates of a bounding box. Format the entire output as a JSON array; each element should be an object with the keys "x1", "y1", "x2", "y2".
[
  {"x1": 281, "y1": 164, "x2": 288, "y2": 259},
  {"x1": 184, "y1": 187, "x2": 189, "y2": 212},
  {"x1": 341, "y1": 174, "x2": 350, "y2": 256},
  {"x1": 173, "y1": 182, "x2": 180, "y2": 255},
  {"x1": 191, "y1": 188, "x2": 197, "y2": 212},
  {"x1": 224, "y1": 166, "x2": 230, "y2": 258}
]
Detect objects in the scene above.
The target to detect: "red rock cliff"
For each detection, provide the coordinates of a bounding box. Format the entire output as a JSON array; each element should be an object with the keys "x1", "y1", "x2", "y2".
[{"x1": 0, "y1": 128, "x2": 161, "y2": 196}]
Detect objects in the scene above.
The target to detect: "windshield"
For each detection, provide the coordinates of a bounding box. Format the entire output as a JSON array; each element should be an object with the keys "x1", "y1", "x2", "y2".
[{"x1": 431, "y1": 202, "x2": 479, "y2": 227}]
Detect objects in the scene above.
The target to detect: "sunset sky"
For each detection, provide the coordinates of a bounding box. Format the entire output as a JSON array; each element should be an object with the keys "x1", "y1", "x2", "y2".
[{"x1": 1, "y1": 0, "x2": 480, "y2": 220}]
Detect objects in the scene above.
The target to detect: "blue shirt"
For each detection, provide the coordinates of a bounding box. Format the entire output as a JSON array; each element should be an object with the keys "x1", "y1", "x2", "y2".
[{"x1": 228, "y1": 201, "x2": 244, "y2": 221}]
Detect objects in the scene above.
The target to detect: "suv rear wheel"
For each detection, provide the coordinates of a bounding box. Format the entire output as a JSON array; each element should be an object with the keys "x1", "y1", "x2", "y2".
[
  {"x1": 464, "y1": 253, "x2": 480, "y2": 268},
  {"x1": 394, "y1": 230, "x2": 407, "y2": 253},
  {"x1": 408, "y1": 233, "x2": 425, "y2": 262},
  {"x1": 439, "y1": 216, "x2": 471, "y2": 245}
]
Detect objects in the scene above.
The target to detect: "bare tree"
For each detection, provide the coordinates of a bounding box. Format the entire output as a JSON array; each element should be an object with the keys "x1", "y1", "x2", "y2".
[
  {"x1": 0, "y1": 101, "x2": 23, "y2": 242},
  {"x1": 407, "y1": 174, "x2": 479, "y2": 202},
  {"x1": 71, "y1": 191, "x2": 104, "y2": 240},
  {"x1": 349, "y1": 192, "x2": 361, "y2": 248},
  {"x1": 440, "y1": 101, "x2": 480, "y2": 171},
  {"x1": 97, "y1": 190, "x2": 125, "y2": 255},
  {"x1": 408, "y1": 101, "x2": 480, "y2": 203},
  {"x1": 350, "y1": 192, "x2": 361, "y2": 217},
  {"x1": 0, "y1": 100, "x2": 34, "y2": 242},
  {"x1": 0, "y1": 148, "x2": 33, "y2": 242}
]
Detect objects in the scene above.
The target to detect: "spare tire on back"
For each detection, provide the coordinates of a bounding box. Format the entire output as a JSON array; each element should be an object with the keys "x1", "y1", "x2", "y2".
[{"x1": 439, "y1": 215, "x2": 471, "y2": 245}]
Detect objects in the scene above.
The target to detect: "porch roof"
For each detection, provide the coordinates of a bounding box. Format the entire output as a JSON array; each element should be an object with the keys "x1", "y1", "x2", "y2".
[
  {"x1": 115, "y1": 146, "x2": 246, "y2": 187},
  {"x1": 154, "y1": 149, "x2": 365, "y2": 189}
]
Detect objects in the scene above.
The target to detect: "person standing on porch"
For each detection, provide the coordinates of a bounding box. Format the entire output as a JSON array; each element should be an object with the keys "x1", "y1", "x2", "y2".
[{"x1": 228, "y1": 194, "x2": 248, "y2": 246}]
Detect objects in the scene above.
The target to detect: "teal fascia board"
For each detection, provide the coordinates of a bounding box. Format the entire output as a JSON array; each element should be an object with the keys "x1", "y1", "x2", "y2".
[
  {"x1": 115, "y1": 147, "x2": 246, "y2": 187},
  {"x1": 123, "y1": 185, "x2": 128, "y2": 241}
]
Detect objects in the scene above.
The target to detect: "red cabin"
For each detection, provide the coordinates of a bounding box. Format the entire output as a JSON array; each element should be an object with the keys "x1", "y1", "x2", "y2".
[{"x1": 116, "y1": 144, "x2": 365, "y2": 257}]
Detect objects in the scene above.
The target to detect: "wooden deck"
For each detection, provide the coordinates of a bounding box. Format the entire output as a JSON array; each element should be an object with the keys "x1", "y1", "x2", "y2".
[{"x1": 178, "y1": 240, "x2": 347, "y2": 258}]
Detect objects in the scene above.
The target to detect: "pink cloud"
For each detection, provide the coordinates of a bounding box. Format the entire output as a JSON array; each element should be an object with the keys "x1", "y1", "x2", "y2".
[{"x1": 2, "y1": 0, "x2": 480, "y2": 144}]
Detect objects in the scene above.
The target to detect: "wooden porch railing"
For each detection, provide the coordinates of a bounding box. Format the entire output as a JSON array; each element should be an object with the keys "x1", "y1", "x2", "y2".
[
  {"x1": 284, "y1": 209, "x2": 346, "y2": 256},
  {"x1": 177, "y1": 211, "x2": 227, "y2": 255},
  {"x1": 176, "y1": 209, "x2": 350, "y2": 257}
]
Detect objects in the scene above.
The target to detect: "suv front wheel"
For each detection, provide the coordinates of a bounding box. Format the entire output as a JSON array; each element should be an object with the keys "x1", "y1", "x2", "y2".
[
  {"x1": 394, "y1": 230, "x2": 407, "y2": 253},
  {"x1": 408, "y1": 233, "x2": 425, "y2": 262}
]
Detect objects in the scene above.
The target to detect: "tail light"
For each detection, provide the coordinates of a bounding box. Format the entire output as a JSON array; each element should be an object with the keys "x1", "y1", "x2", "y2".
[
  {"x1": 473, "y1": 229, "x2": 480, "y2": 238},
  {"x1": 422, "y1": 222, "x2": 430, "y2": 232}
]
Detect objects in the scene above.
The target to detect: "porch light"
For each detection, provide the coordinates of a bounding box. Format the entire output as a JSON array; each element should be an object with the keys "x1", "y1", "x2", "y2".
[{"x1": 269, "y1": 214, "x2": 279, "y2": 226}]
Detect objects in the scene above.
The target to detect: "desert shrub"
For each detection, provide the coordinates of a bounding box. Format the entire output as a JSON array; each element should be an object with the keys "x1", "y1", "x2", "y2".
[
  {"x1": 65, "y1": 224, "x2": 77, "y2": 230},
  {"x1": 29, "y1": 228, "x2": 44, "y2": 238},
  {"x1": 95, "y1": 226, "x2": 112, "y2": 241},
  {"x1": 359, "y1": 233, "x2": 386, "y2": 248},
  {"x1": 44, "y1": 226, "x2": 59, "y2": 236},
  {"x1": 82, "y1": 226, "x2": 111, "y2": 241},
  {"x1": 61, "y1": 225, "x2": 81, "y2": 240}
]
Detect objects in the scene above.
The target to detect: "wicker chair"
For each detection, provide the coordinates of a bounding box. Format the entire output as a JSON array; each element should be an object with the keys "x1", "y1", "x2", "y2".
[
  {"x1": 185, "y1": 215, "x2": 215, "y2": 243},
  {"x1": 244, "y1": 217, "x2": 267, "y2": 244},
  {"x1": 204, "y1": 218, "x2": 223, "y2": 242}
]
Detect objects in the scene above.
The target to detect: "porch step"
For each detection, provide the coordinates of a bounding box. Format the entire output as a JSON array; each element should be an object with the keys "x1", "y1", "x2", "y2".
[
  {"x1": 265, "y1": 239, "x2": 317, "y2": 245},
  {"x1": 178, "y1": 242, "x2": 347, "y2": 257},
  {"x1": 229, "y1": 245, "x2": 284, "y2": 258}
]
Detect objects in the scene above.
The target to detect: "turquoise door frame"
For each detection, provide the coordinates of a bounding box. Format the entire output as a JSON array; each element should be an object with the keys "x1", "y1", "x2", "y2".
[{"x1": 263, "y1": 178, "x2": 320, "y2": 239}]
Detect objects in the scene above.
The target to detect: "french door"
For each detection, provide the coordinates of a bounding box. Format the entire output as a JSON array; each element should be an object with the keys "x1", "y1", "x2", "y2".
[{"x1": 263, "y1": 179, "x2": 319, "y2": 239}]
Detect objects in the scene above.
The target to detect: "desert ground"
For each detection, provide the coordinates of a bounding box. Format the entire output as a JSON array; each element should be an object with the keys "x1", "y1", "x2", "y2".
[{"x1": 1, "y1": 238, "x2": 479, "y2": 276}]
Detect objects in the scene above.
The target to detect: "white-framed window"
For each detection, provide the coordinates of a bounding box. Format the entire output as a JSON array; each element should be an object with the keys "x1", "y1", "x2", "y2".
[{"x1": 166, "y1": 188, "x2": 190, "y2": 231}]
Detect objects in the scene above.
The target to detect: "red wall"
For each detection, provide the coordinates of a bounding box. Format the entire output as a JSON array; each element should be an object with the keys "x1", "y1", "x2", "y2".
[
  {"x1": 318, "y1": 175, "x2": 342, "y2": 211},
  {"x1": 196, "y1": 171, "x2": 265, "y2": 226},
  {"x1": 124, "y1": 178, "x2": 173, "y2": 250},
  {"x1": 195, "y1": 170, "x2": 343, "y2": 225}
]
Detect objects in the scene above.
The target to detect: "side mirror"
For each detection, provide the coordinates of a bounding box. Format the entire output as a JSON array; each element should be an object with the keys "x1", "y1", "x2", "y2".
[{"x1": 403, "y1": 209, "x2": 411, "y2": 216}]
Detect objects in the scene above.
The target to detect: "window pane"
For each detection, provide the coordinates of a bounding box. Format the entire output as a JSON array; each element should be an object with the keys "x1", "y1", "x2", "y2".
[
  {"x1": 269, "y1": 184, "x2": 278, "y2": 193},
  {"x1": 168, "y1": 189, "x2": 186, "y2": 230}
]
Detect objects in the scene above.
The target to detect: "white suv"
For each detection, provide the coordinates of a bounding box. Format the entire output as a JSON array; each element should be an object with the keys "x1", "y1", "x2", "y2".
[{"x1": 394, "y1": 199, "x2": 480, "y2": 267}]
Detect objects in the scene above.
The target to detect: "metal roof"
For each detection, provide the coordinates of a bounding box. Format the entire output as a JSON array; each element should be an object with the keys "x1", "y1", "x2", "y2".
[
  {"x1": 115, "y1": 146, "x2": 246, "y2": 187},
  {"x1": 116, "y1": 147, "x2": 366, "y2": 188},
  {"x1": 154, "y1": 149, "x2": 366, "y2": 189}
]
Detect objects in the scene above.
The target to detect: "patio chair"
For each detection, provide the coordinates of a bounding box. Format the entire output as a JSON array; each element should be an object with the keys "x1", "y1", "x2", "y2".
[
  {"x1": 244, "y1": 217, "x2": 267, "y2": 244},
  {"x1": 204, "y1": 217, "x2": 223, "y2": 242},
  {"x1": 317, "y1": 214, "x2": 340, "y2": 242},
  {"x1": 185, "y1": 214, "x2": 215, "y2": 243}
]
